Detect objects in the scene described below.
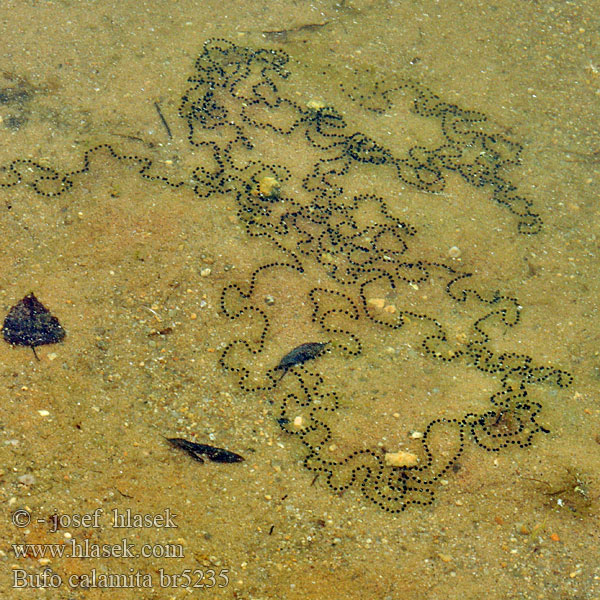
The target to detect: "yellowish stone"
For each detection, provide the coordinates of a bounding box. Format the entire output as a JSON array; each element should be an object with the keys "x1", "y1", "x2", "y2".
[{"x1": 384, "y1": 451, "x2": 419, "y2": 467}]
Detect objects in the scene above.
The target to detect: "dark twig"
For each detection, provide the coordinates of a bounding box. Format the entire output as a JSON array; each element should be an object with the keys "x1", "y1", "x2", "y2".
[{"x1": 154, "y1": 101, "x2": 173, "y2": 139}]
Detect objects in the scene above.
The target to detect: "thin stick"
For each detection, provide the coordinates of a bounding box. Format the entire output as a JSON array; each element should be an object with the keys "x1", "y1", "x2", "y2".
[{"x1": 154, "y1": 101, "x2": 172, "y2": 139}]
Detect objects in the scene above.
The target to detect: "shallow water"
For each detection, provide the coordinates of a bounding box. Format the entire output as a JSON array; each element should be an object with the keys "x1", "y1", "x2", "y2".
[{"x1": 0, "y1": 2, "x2": 598, "y2": 599}]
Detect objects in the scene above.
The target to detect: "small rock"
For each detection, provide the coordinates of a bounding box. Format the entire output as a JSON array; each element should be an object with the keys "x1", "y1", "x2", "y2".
[
  {"x1": 18, "y1": 474, "x2": 36, "y2": 485},
  {"x1": 307, "y1": 99, "x2": 326, "y2": 110},
  {"x1": 200, "y1": 268, "x2": 211, "y2": 277},
  {"x1": 367, "y1": 298, "x2": 386, "y2": 310},
  {"x1": 252, "y1": 176, "x2": 280, "y2": 198},
  {"x1": 518, "y1": 524, "x2": 530, "y2": 535},
  {"x1": 384, "y1": 451, "x2": 419, "y2": 467},
  {"x1": 448, "y1": 246, "x2": 462, "y2": 259}
]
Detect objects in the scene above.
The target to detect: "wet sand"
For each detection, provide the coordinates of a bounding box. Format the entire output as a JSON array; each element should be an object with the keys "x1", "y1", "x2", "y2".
[{"x1": 0, "y1": 2, "x2": 598, "y2": 599}]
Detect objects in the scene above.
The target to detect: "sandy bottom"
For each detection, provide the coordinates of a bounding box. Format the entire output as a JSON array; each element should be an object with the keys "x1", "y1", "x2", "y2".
[{"x1": 0, "y1": 2, "x2": 598, "y2": 599}]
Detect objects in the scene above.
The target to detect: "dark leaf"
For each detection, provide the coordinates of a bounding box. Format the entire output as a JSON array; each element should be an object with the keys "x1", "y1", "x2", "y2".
[
  {"x1": 2, "y1": 293, "x2": 66, "y2": 349},
  {"x1": 275, "y1": 342, "x2": 329, "y2": 374},
  {"x1": 166, "y1": 438, "x2": 244, "y2": 464}
]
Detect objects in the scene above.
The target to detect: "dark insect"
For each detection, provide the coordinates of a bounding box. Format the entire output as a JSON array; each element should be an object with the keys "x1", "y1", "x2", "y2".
[
  {"x1": 2, "y1": 293, "x2": 66, "y2": 360},
  {"x1": 166, "y1": 438, "x2": 244, "y2": 464},
  {"x1": 274, "y1": 342, "x2": 329, "y2": 379}
]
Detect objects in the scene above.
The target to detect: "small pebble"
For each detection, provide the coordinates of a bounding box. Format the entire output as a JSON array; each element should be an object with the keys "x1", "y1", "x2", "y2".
[
  {"x1": 306, "y1": 99, "x2": 326, "y2": 110},
  {"x1": 448, "y1": 246, "x2": 462, "y2": 259},
  {"x1": 38, "y1": 410, "x2": 50, "y2": 417},
  {"x1": 264, "y1": 295, "x2": 275, "y2": 306},
  {"x1": 18, "y1": 474, "x2": 36, "y2": 485},
  {"x1": 367, "y1": 298, "x2": 386, "y2": 310},
  {"x1": 200, "y1": 268, "x2": 211, "y2": 277},
  {"x1": 253, "y1": 176, "x2": 280, "y2": 198},
  {"x1": 384, "y1": 451, "x2": 419, "y2": 467}
]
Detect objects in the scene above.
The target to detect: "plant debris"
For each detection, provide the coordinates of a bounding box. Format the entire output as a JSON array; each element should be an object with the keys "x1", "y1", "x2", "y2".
[
  {"x1": 2, "y1": 293, "x2": 66, "y2": 360},
  {"x1": 166, "y1": 438, "x2": 245, "y2": 464},
  {"x1": 274, "y1": 342, "x2": 329, "y2": 379}
]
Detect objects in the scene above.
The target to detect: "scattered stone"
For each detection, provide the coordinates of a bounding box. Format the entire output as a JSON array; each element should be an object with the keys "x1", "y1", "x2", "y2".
[
  {"x1": 367, "y1": 298, "x2": 385, "y2": 310},
  {"x1": 200, "y1": 268, "x2": 211, "y2": 277},
  {"x1": 252, "y1": 176, "x2": 280, "y2": 198},
  {"x1": 17, "y1": 474, "x2": 36, "y2": 485},
  {"x1": 264, "y1": 295, "x2": 275, "y2": 306},
  {"x1": 307, "y1": 99, "x2": 326, "y2": 111},
  {"x1": 384, "y1": 451, "x2": 419, "y2": 467},
  {"x1": 448, "y1": 246, "x2": 462, "y2": 259}
]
